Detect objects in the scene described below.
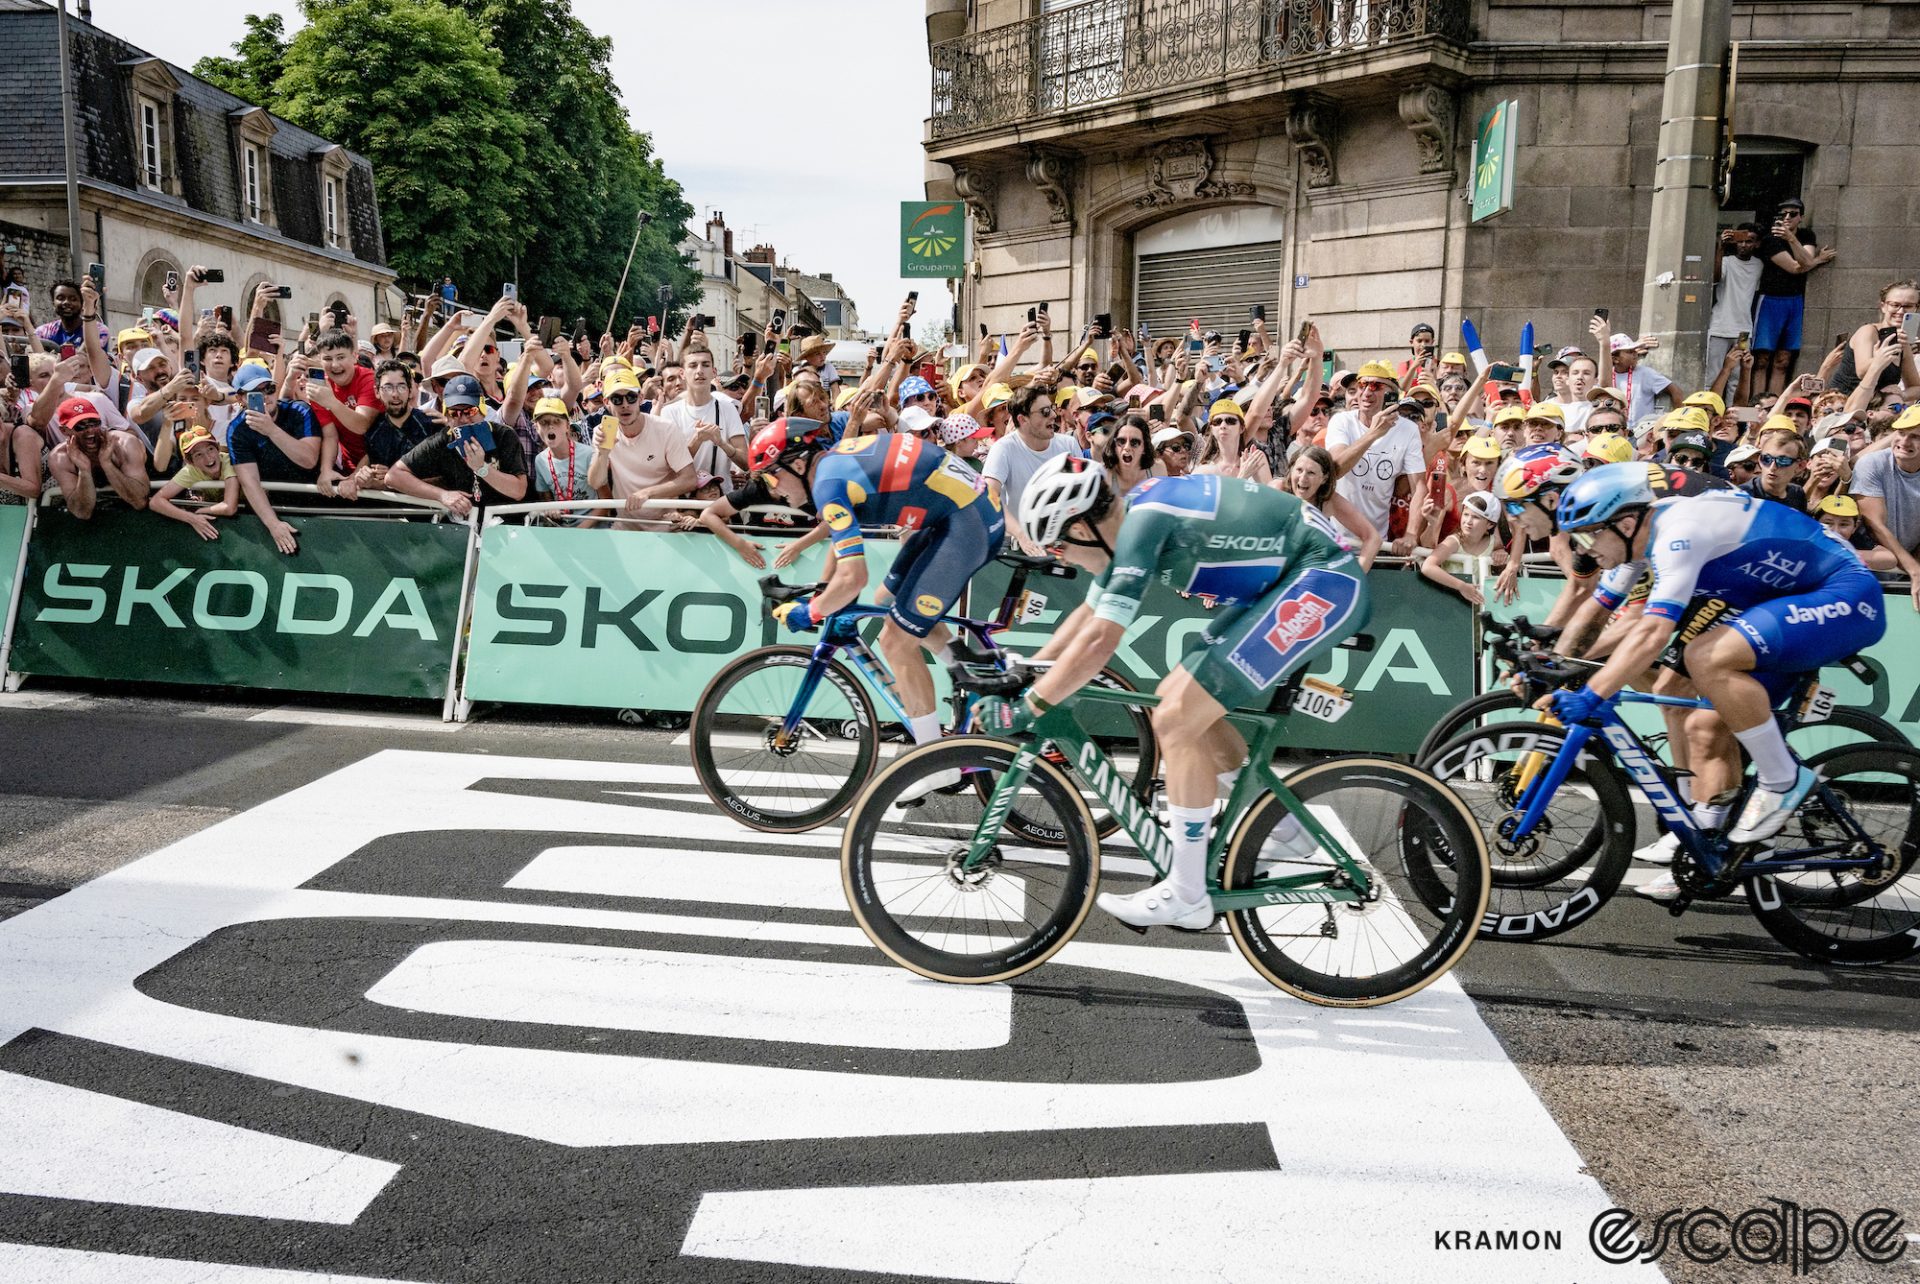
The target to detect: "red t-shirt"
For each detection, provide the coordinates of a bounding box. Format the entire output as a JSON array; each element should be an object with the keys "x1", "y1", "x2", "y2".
[{"x1": 313, "y1": 364, "x2": 380, "y2": 467}]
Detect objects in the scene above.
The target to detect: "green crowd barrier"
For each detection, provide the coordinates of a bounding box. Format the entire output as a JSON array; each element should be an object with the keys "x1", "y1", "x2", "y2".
[
  {"x1": 1484, "y1": 570, "x2": 1917, "y2": 752},
  {"x1": 8, "y1": 508, "x2": 470, "y2": 700},
  {"x1": 462, "y1": 524, "x2": 906, "y2": 712},
  {"x1": 969, "y1": 558, "x2": 1478, "y2": 754}
]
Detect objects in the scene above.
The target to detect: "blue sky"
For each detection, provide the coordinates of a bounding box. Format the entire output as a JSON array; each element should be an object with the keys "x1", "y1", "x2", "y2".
[{"x1": 89, "y1": 0, "x2": 949, "y2": 335}]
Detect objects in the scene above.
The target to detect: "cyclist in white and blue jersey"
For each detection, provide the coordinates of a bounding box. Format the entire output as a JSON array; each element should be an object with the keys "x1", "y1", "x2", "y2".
[{"x1": 1548, "y1": 463, "x2": 1885, "y2": 843}]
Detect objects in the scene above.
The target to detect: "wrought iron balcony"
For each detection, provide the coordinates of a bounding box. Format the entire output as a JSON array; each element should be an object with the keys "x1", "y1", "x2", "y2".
[{"x1": 930, "y1": 0, "x2": 1470, "y2": 141}]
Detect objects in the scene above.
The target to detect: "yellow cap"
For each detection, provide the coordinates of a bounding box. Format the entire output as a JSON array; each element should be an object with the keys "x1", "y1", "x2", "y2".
[
  {"x1": 834, "y1": 385, "x2": 862, "y2": 411},
  {"x1": 603, "y1": 369, "x2": 641, "y2": 394},
  {"x1": 1493, "y1": 405, "x2": 1527, "y2": 426},
  {"x1": 1584, "y1": 432, "x2": 1634, "y2": 464},
  {"x1": 1683, "y1": 390, "x2": 1727, "y2": 417},
  {"x1": 1054, "y1": 385, "x2": 1078, "y2": 406},
  {"x1": 532, "y1": 396, "x2": 571, "y2": 420},
  {"x1": 1075, "y1": 348, "x2": 1099, "y2": 365},
  {"x1": 1893, "y1": 405, "x2": 1920, "y2": 432},
  {"x1": 1356, "y1": 361, "x2": 1400, "y2": 385},
  {"x1": 1662, "y1": 406, "x2": 1713, "y2": 435},
  {"x1": 982, "y1": 382, "x2": 1013, "y2": 411},
  {"x1": 1440, "y1": 352, "x2": 1467, "y2": 366},
  {"x1": 948, "y1": 363, "x2": 984, "y2": 396},
  {"x1": 1758, "y1": 413, "x2": 1801, "y2": 438},
  {"x1": 175, "y1": 425, "x2": 216, "y2": 457},
  {"x1": 1462, "y1": 434, "x2": 1504, "y2": 460},
  {"x1": 1819, "y1": 493, "x2": 1861, "y2": 518},
  {"x1": 1523, "y1": 401, "x2": 1565, "y2": 422},
  {"x1": 1409, "y1": 382, "x2": 1443, "y2": 401},
  {"x1": 1208, "y1": 398, "x2": 1246, "y2": 421},
  {"x1": 115, "y1": 327, "x2": 152, "y2": 347}
]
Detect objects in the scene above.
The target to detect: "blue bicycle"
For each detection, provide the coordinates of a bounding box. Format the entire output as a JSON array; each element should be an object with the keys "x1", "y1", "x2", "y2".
[
  {"x1": 689, "y1": 551, "x2": 1157, "y2": 835},
  {"x1": 1427, "y1": 655, "x2": 1920, "y2": 964}
]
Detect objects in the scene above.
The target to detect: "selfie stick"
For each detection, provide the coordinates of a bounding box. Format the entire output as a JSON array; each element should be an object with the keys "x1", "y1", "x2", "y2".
[{"x1": 605, "y1": 209, "x2": 653, "y2": 336}]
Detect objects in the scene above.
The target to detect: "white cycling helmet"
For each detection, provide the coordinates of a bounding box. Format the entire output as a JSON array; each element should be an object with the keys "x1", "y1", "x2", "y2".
[{"x1": 1018, "y1": 454, "x2": 1113, "y2": 549}]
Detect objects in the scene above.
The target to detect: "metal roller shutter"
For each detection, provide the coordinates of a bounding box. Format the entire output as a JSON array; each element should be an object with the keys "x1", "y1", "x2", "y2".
[{"x1": 1135, "y1": 240, "x2": 1285, "y2": 345}]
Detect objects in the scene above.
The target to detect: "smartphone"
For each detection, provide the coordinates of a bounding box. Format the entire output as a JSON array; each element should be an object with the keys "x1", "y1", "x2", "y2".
[
  {"x1": 1433, "y1": 410, "x2": 1449, "y2": 434},
  {"x1": 1736, "y1": 331, "x2": 1751, "y2": 351},
  {"x1": 1487, "y1": 362, "x2": 1522, "y2": 383},
  {"x1": 1253, "y1": 304, "x2": 1267, "y2": 322},
  {"x1": 141, "y1": 307, "x2": 155, "y2": 327},
  {"x1": 657, "y1": 285, "x2": 673, "y2": 304},
  {"x1": 741, "y1": 332, "x2": 758, "y2": 358},
  {"x1": 271, "y1": 285, "x2": 293, "y2": 299},
  {"x1": 906, "y1": 290, "x2": 919, "y2": 304},
  {"x1": 87, "y1": 262, "x2": 105, "y2": 288},
  {"x1": 1593, "y1": 307, "x2": 1609, "y2": 324},
  {"x1": 1027, "y1": 307, "x2": 1037, "y2": 324},
  {"x1": 1904, "y1": 313, "x2": 1920, "y2": 342},
  {"x1": 307, "y1": 311, "x2": 321, "y2": 330},
  {"x1": 307, "y1": 367, "x2": 326, "y2": 381},
  {"x1": 772, "y1": 308, "x2": 787, "y2": 331},
  {"x1": 246, "y1": 391, "x2": 265, "y2": 414},
  {"x1": 163, "y1": 270, "x2": 179, "y2": 296},
  {"x1": 183, "y1": 349, "x2": 200, "y2": 377},
  {"x1": 8, "y1": 353, "x2": 28, "y2": 387},
  {"x1": 595, "y1": 418, "x2": 618, "y2": 451},
  {"x1": 755, "y1": 395, "x2": 772, "y2": 421},
  {"x1": 216, "y1": 305, "x2": 234, "y2": 329},
  {"x1": 538, "y1": 315, "x2": 560, "y2": 347},
  {"x1": 502, "y1": 283, "x2": 517, "y2": 303},
  {"x1": 1094, "y1": 312, "x2": 1112, "y2": 337},
  {"x1": 496, "y1": 338, "x2": 524, "y2": 365},
  {"x1": 200, "y1": 268, "x2": 224, "y2": 284},
  {"x1": 696, "y1": 314, "x2": 716, "y2": 330},
  {"x1": 1237, "y1": 329, "x2": 1251, "y2": 352},
  {"x1": 1186, "y1": 335, "x2": 1204, "y2": 355},
  {"x1": 1148, "y1": 403, "x2": 1166, "y2": 424},
  {"x1": 59, "y1": 343, "x2": 76, "y2": 360},
  {"x1": 1038, "y1": 301, "x2": 1049, "y2": 317}
]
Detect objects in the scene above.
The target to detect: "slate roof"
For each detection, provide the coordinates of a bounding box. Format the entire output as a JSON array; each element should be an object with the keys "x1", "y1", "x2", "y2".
[{"x1": 0, "y1": 0, "x2": 387, "y2": 270}]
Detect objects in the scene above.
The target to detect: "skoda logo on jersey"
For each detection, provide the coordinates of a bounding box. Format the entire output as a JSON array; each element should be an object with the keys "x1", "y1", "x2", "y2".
[
  {"x1": 1207, "y1": 534, "x2": 1286, "y2": 553},
  {"x1": 1785, "y1": 601, "x2": 1851, "y2": 626},
  {"x1": 1739, "y1": 550, "x2": 1807, "y2": 588}
]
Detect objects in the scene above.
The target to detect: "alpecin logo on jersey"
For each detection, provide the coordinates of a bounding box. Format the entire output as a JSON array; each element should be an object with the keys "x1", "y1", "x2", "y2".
[{"x1": 1265, "y1": 593, "x2": 1336, "y2": 651}]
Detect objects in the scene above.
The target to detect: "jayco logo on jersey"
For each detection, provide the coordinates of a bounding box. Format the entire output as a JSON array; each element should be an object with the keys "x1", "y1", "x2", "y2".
[
  {"x1": 1786, "y1": 601, "x2": 1852, "y2": 626},
  {"x1": 1265, "y1": 592, "x2": 1335, "y2": 650},
  {"x1": 1738, "y1": 551, "x2": 1806, "y2": 588}
]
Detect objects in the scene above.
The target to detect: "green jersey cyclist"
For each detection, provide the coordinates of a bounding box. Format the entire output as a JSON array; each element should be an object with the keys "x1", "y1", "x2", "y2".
[{"x1": 976, "y1": 458, "x2": 1370, "y2": 929}]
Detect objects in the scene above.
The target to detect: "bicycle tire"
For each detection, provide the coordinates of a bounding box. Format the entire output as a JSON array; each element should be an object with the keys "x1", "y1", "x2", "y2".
[
  {"x1": 690, "y1": 645, "x2": 880, "y2": 833},
  {"x1": 1417, "y1": 689, "x2": 1527, "y2": 765},
  {"x1": 1744, "y1": 742, "x2": 1920, "y2": 965},
  {"x1": 984, "y1": 666, "x2": 1159, "y2": 845},
  {"x1": 842, "y1": 736, "x2": 1099, "y2": 983},
  {"x1": 1422, "y1": 720, "x2": 1638, "y2": 940},
  {"x1": 1788, "y1": 706, "x2": 1912, "y2": 755},
  {"x1": 1220, "y1": 757, "x2": 1490, "y2": 1007}
]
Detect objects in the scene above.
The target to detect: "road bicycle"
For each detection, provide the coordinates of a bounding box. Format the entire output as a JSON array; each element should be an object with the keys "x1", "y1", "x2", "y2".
[
  {"x1": 1424, "y1": 659, "x2": 1920, "y2": 962},
  {"x1": 689, "y1": 550, "x2": 1157, "y2": 834},
  {"x1": 838, "y1": 639, "x2": 1493, "y2": 1006},
  {"x1": 1414, "y1": 613, "x2": 1905, "y2": 763}
]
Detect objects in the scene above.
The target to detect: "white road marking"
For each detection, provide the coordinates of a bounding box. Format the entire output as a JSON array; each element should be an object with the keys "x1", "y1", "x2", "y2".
[
  {"x1": 368, "y1": 938, "x2": 1013, "y2": 1050},
  {"x1": 245, "y1": 707, "x2": 464, "y2": 732},
  {"x1": 0, "y1": 1071, "x2": 398, "y2": 1222},
  {"x1": 0, "y1": 1244, "x2": 427, "y2": 1282},
  {"x1": 0, "y1": 750, "x2": 1653, "y2": 1281}
]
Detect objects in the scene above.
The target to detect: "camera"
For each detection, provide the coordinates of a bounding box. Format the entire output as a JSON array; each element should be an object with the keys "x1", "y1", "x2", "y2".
[{"x1": 271, "y1": 285, "x2": 293, "y2": 299}]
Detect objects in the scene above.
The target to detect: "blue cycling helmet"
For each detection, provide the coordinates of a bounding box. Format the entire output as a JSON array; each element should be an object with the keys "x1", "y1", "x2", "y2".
[
  {"x1": 898, "y1": 375, "x2": 935, "y2": 406},
  {"x1": 1555, "y1": 461, "x2": 1659, "y2": 532}
]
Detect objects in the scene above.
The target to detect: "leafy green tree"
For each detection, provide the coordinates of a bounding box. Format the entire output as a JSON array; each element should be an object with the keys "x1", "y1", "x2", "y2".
[
  {"x1": 191, "y1": 13, "x2": 288, "y2": 105},
  {"x1": 272, "y1": 0, "x2": 528, "y2": 290}
]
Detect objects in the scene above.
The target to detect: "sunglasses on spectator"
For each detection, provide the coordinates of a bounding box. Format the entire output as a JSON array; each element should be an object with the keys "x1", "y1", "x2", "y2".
[
  {"x1": 608, "y1": 391, "x2": 640, "y2": 406},
  {"x1": 1162, "y1": 440, "x2": 1191, "y2": 452},
  {"x1": 1758, "y1": 452, "x2": 1800, "y2": 468},
  {"x1": 1213, "y1": 416, "x2": 1242, "y2": 428},
  {"x1": 1360, "y1": 380, "x2": 1395, "y2": 392}
]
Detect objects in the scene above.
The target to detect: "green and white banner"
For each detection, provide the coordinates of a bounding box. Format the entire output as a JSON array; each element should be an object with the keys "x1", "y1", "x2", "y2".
[
  {"x1": 0, "y1": 504, "x2": 28, "y2": 632},
  {"x1": 10, "y1": 509, "x2": 468, "y2": 699},
  {"x1": 464, "y1": 525, "x2": 902, "y2": 711},
  {"x1": 970, "y1": 560, "x2": 1478, "y2": 754}
]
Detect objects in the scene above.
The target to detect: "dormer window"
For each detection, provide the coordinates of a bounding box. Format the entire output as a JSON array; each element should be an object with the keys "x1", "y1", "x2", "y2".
[
  {"x1": 139, "y1": 100, "x2": 162, "y2": 188},
  {"x1": 124, "y1": 58, "x2": 181, "y2": 196},
  {"x1": 243, "y1": 145, "x2": 264, "y2": 220},
  {"x1": 313, "y1": 145, "x2": 352, "y2": 252},
  {"x1": 230, "y1": 107, "x2": 279, "y2": 229}
]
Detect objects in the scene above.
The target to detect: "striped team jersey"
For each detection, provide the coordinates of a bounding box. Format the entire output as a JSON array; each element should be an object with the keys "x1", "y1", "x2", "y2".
[{"x1": 809, "y1": 432, "x2": 994, "y2": 560}]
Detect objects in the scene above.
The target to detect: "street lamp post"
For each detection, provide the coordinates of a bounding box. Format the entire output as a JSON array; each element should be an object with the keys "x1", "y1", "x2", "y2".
[{"x1": 55, "y1": 0, "x2": 84, "y2": 280}]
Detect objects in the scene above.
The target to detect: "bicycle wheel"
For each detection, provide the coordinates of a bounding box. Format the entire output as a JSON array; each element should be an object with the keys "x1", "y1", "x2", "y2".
[
  {"x1": 1744, "y1": 743, "x2": 1920, "y2": 965},
  {"x1": 983, "y1": 666, "x2": 1158, "y2": 845},
  {"x1": 1221, "y1": 758, "x2": 1490, "y2": 1007},
  {"x1": 1786, "y1": 706, "x2": 1912, "y2": 758},
  {"x1": 690, "y1": 645, "x2": 880, "y2": 833},
  {"x1": 842, "y1": 736, "x2": 1099, "y2": 984},
  {"x1": 1416, "y1": 689, "x2": 1526, "y2": 764},
  {"x1": 1422, "y1": 721, "x2": 1637, "y2": 941}
]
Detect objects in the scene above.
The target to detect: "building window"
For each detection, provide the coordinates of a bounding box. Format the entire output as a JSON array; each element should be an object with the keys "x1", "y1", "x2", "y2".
[
  {"x1": 1722, "y1": 142, "x2": 1807, "y2": 229},
  {"x1": 325, "y1": 178, "x2": 342, "y2": 247},
  {"x1": 139, "y1": 99, "x2": 163, "y2": 189},
  {"x1": 138, "y1": 257, "x2": 180, "y2": 311},
  {"x1": 243, "y1": 146, "x2": 264, "y2": 222}
]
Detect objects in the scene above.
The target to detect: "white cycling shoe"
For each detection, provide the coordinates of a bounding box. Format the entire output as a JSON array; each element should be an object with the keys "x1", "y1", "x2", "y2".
[
  {"x1": 1632, "y1": 831, "x2": 1679, "y2": 865},
  {"x1": 1097, "y1": 880, "x2": 1214, "y2": 931},
  {"x1": 1255, "y1": 815, "x2": 1330, "y2": 877},
  {"x1": 1728, "y1": 766, "x2": 1818, "y2": 843},
  {"x1": 893, "y1": 767, "x2": 965, "y2": 807}
]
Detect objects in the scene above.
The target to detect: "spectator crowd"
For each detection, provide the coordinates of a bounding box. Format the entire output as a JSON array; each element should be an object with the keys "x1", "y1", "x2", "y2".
[{"x1": 1, "y1": 192, "x2": 1916, "y2": 619}]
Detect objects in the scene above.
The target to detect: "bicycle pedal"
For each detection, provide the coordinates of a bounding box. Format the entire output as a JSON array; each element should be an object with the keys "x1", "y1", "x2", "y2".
[
  {"x1": 1666, "y1": 895, "x2": 1692, "y2": 917},
  {"x1": 1113, "y1": 920, "x2": 1148, "y2": 937}
]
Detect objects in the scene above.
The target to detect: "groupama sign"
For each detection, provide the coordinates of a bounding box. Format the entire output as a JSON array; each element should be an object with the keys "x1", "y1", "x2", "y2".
[{"x1": 11, "y1": 510, "x2": 467, "y2": 699}]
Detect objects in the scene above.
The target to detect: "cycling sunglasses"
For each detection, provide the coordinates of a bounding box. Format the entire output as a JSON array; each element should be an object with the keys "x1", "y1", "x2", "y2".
[{"x1": 1757, "y1": 452, "x2": 1801, "y2": 468}]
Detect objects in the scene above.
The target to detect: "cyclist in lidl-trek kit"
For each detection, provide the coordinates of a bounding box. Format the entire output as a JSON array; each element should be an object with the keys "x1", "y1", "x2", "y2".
[
  {"x1": 977, "y1": 457, "x2": 1370, "y2": 930},
  {"x1": 1547, "y1": 463, "x2": 1887, "y2": 844}
]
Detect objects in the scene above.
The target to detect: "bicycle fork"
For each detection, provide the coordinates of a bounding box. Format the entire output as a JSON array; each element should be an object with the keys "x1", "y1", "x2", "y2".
[{"x1": 1508, "y1": 722, "x2": 1595, "y2": 841}]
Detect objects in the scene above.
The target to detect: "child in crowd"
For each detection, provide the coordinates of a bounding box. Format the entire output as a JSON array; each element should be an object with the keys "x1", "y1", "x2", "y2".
[
  {"x1": 1421, "y1": 491, "x2": 1506, "y2": 606},
  {"x1": 148, "y1": 424, "x2": 239, "y2": 540},
  {"x1": 531, "y1": 396, "x2": 598, "y2": 527},
  {"x1": 1816, "y1": 493, "x2": 1895, "y2": 570}
]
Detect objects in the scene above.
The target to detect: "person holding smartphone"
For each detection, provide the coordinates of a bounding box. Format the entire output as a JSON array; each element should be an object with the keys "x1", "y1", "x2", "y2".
[
  {"x1": 387, "y1": 373, "x2": 529, "y2": 517},
  {"x1": 226, "y1": 364, "x2": 320, "y2": 553},
  {"x1": 1830, "y1": 278, "x2": 1920, "y2": 397},
  {"x1": 1706, "y1": 223, "x2": 1765, "y2": 404},
  {"x1": 295, "y1": 326, "x2": 380, "y2": 492},
  {"x1": 1750, "y1": 198, "x2": 1838, "y2": 399},
  {"x1": 33, "y1": 278, "x2": 111, "y2": 354}
]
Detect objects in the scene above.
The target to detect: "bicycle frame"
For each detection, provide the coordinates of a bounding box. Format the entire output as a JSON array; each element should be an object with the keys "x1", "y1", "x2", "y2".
[
  {"x1": 963, "y1": 688, "x2": 1375, "y2": 911},
  {"x1": 1507, "y1": 691, "x2": 1885, "y2": 882}
]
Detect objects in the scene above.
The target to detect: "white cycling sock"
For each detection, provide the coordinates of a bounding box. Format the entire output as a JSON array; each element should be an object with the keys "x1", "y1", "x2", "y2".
[
  {"x1": 1677, "y1": 776, "x2": 1695, "y2": 807},
  {"x1": 907, "y1": 713, "x2": 944, "y2": 746},
  {"x1": 1692, "y1": 800, "x2": 1730, "y2": 831},
  {"x1": 1733, "y1": 724, "x2": 1799, "y2": 793},
  {"x1": 1165, "y1": 804, "x2": 1212, "y2": 904}
]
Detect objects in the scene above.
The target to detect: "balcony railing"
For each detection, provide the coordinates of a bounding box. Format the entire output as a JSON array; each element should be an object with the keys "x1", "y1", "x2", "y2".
[{"x1": 930, "y1": 0, "x2": 1470, "y2": 140}]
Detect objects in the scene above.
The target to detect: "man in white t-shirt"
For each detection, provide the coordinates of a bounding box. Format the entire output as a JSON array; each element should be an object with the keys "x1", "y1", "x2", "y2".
[
  {"x1": 1707, "y1": 222, "x2": 1764, "y2": 404},
  {"x1": 660, "y1": 346, "x2": 747, "y2": 483},
  {"x1": 1549, "y1": 349, "x2": 1600, "y2": 437},
  {"x1": 1323, "y1": 360, "x2": 1425, "y2": 555},
  {"x1": 982, "y1": 385, "x2": 1082, "y2": 546}
]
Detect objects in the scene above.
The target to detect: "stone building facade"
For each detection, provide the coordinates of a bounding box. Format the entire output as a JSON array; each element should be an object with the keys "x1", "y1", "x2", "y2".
[
  {"x1": 923, "y1": 0, "x2": 1920, "y2": 373},
  {"x1": 0, "y1": 0, "x2": 393, "y2": 335}
]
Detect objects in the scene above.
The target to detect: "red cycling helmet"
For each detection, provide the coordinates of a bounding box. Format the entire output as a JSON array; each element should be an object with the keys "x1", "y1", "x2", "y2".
[{"x1": 749, "y1": 417, "x2": 828, "y2": 473}]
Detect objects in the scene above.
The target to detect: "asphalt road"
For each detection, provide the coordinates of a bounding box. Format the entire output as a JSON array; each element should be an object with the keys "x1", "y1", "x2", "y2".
[{"x1": 0, "y1": 687, "x2": 1915, "y2": 1284}]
